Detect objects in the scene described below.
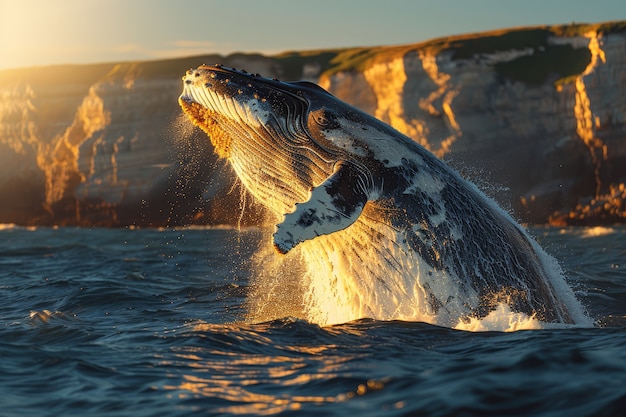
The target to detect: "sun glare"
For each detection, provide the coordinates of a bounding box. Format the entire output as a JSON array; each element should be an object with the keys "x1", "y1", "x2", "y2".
[
  {"x1": 1, "y1": 2, "x2": 61, "y2": 69},
  {"x1": 0, "y1": 1, "x2": 119, "y2": 70}
]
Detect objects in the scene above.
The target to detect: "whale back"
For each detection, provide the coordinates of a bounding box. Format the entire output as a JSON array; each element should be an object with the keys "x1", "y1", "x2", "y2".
[
  {"x1": 285, "y1": 157, "x2": 575, "y2": 327},
  {"x1": 385, "y1": 153, "x2": 570, "y2": 323}
]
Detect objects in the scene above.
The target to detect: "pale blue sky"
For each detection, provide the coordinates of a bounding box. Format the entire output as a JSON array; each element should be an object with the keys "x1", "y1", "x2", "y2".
[{"x1": 1, "y1": 0, "x2": 624, "y2": 70}]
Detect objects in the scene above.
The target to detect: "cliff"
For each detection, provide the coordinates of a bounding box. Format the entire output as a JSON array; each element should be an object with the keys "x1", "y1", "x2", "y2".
[{"x1": 1, "y1": 21, "x2": 625, "y2": 227}]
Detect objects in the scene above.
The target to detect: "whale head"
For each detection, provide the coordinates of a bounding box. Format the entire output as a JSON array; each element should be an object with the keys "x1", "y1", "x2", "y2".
[{"x1": 178, "y1": 65, "x2": 382, "y2": 216}]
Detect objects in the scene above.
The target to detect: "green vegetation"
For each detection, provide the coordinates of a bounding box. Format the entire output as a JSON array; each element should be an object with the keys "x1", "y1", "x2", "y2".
[
  {"x1": 426, "y1": 29, "x2": 551, "y2": 60},
  {"x1": 324, "y1": 47, "x2": 390, "y2": 75},
  {"x1": 271, "y1": 50, "x2": 341, "y2": 80},
  {"x1": 307, "y1": 20, "x2": 624, "y2": 86},
  {"x1": 494, "y1": 44, "x2": 592, "y2": 86},
  {"x1": 136, "y1": 54, "x2": 227, "y2": 79},
  {"x1": 551, "y1": 20, "x2": 626, "y2": 37},
  {"x1": 273, "y1": 46, "x2": 395, "y2": 80},
  {"x1": 421, "y1": 21, "x2": 625, "y2": 60}
]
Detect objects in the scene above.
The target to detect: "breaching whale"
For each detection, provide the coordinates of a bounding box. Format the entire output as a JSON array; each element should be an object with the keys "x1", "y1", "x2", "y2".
[{"x1": 178, "y1": 64, "x2": 588, "y2": 328}]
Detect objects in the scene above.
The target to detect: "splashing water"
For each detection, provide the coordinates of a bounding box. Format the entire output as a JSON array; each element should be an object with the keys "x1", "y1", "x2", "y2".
[{"x1": 243, "y1": 200, "x2": 592, "y2": 331}]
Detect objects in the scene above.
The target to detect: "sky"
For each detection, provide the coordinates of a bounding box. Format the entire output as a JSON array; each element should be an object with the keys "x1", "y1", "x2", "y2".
[{"x1": 1, "y1": 0, "x2": 624, "y2": 71}]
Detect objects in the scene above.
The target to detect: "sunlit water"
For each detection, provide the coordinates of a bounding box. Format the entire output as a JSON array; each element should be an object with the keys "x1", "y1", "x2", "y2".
[{"x1": 1, "y1": 225, "x2": 625, "y2": 416}]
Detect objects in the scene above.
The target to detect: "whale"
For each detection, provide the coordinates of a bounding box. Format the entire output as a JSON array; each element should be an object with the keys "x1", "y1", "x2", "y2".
[{"x1": 178, "y1": 64, "x2": 587, "y2": 328}]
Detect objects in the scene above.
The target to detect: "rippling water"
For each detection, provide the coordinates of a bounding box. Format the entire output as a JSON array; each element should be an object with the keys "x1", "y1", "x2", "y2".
[{"x1": 1, "y1": 225, "x2": 625, "y2": 416}]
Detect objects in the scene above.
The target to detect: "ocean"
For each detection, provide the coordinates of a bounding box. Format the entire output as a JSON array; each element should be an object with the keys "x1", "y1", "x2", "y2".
[{"x1": 1, "y1": 224, "x2": 625, "y2": 416}]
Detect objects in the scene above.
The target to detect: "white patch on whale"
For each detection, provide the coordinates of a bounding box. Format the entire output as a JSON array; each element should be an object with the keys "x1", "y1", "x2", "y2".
[{"x1": 334, "y1": 118, "x2": 424, "y2": 166}]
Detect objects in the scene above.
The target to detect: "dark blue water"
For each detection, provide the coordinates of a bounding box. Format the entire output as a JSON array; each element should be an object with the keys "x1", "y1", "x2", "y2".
[{"x1": 1, "y1": 225, "x2": 625, "y2": 416}]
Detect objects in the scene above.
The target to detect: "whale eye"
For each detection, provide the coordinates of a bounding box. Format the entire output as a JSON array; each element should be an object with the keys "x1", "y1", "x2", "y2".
[{"x1": 312, "y1": 109, "x2": 339, "y2": 129}]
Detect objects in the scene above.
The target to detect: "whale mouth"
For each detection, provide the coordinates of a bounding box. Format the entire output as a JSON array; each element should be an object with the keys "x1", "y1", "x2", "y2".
[
  {"x1": 178, "y1": 97, "x2": 236, "y2": 159},
  {"x1": 178, "y1": 66, "x2": 294, "y2": 159},
  {"x1": 179, "y1": 66, "x2": 284, "y2": 119},
  {"x1": 178, "y1": 65, "x2": 332, "y2": 213},
  {"x1": 178, "y1": 66, "x2": 277, "y2": 160}
]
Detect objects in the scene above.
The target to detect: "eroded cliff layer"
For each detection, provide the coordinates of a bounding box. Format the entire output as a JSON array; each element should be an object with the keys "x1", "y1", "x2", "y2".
[{"x1": 0, "y1": 22, "x2": 624, "y2": 226}]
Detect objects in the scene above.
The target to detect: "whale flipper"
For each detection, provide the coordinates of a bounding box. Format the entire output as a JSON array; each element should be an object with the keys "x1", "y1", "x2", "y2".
[{"x1": 273, "y1": 163, "x2": 368, "y2": 254}]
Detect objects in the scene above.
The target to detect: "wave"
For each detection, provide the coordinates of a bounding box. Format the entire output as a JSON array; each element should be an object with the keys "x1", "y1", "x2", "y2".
[
  {"x1": 580, "y1": 226, "x2": 616, "y2": 238},
  {"x1": 0, "y1": 223, "x2": 38, "y2": 231}
]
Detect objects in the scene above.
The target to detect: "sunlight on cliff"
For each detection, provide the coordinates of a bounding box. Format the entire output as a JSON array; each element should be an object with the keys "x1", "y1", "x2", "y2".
[
  {"x1": 362, "y1": 58, "x2": 429, "y2": 147},
  {"x1": 361, "y1": 54, "x2": 461, "y2": 159},
  {"x1": 37, "y1": 85, "x2": 110, "y2": 207},
  {"x1": 106, "y1": 63, "x2": 141, "y2": 90},
  {"x1": 418, "y1": 52, "x2": 461, "y2": 158},
  {"x1": 573, "y1": 31, "x2": 607, "y2": 198},
  {"x1": 0, "y1": 85, "x2": 38, "y2": 155}
]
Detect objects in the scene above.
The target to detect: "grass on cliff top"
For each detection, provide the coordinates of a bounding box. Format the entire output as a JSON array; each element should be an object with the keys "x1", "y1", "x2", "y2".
[
  {"x1": 271, "y1": 50, "x2": 343, "y2": 80},
  {"x1": 272, "y1": 46, "x2": 397, "y2": 79},
  {"x1": 1, "y1": 20, "x2": 622, "y2": 89},
  {"x1": 495, "y1": 44, "x2": 592, "y2": 85},
  {"x1": 109, "y1": 50, "x2": 350, "y2": 83},
  {"x1": 423, "y1": 21, "x2": 625, "y2": 59},
  {"x1": 424, "y1": 28, "x2": 551, "y2": 59},
  {"x1": 313, "y1": 20, "x2": 624, "y2": 86},
  {"x1": 551, "y1": 20, "x2": 626, "y2": 36}
]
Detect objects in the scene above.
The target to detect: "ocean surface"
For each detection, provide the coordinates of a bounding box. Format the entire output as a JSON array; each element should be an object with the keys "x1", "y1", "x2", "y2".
[{"x1": 1, "y1": 224, "x2": 625, "y2": 416}]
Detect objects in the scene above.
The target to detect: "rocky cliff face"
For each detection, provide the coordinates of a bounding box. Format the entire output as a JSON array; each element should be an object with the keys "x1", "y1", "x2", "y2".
[
  {"x1": 0, "y1": 22, "x2": 624, "y2": 227},
  {"x1": 320, "y1": 24, "x2": 626, "y2": 224},
  {"x1": 0, "y1": 57, "x2": 277, "y2": 226}
]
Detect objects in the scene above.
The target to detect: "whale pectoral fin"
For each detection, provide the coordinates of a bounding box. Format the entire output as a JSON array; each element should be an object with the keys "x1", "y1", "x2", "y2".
[{"x1": 273, "y1": 163, "x2": 368, "y2": 254}]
